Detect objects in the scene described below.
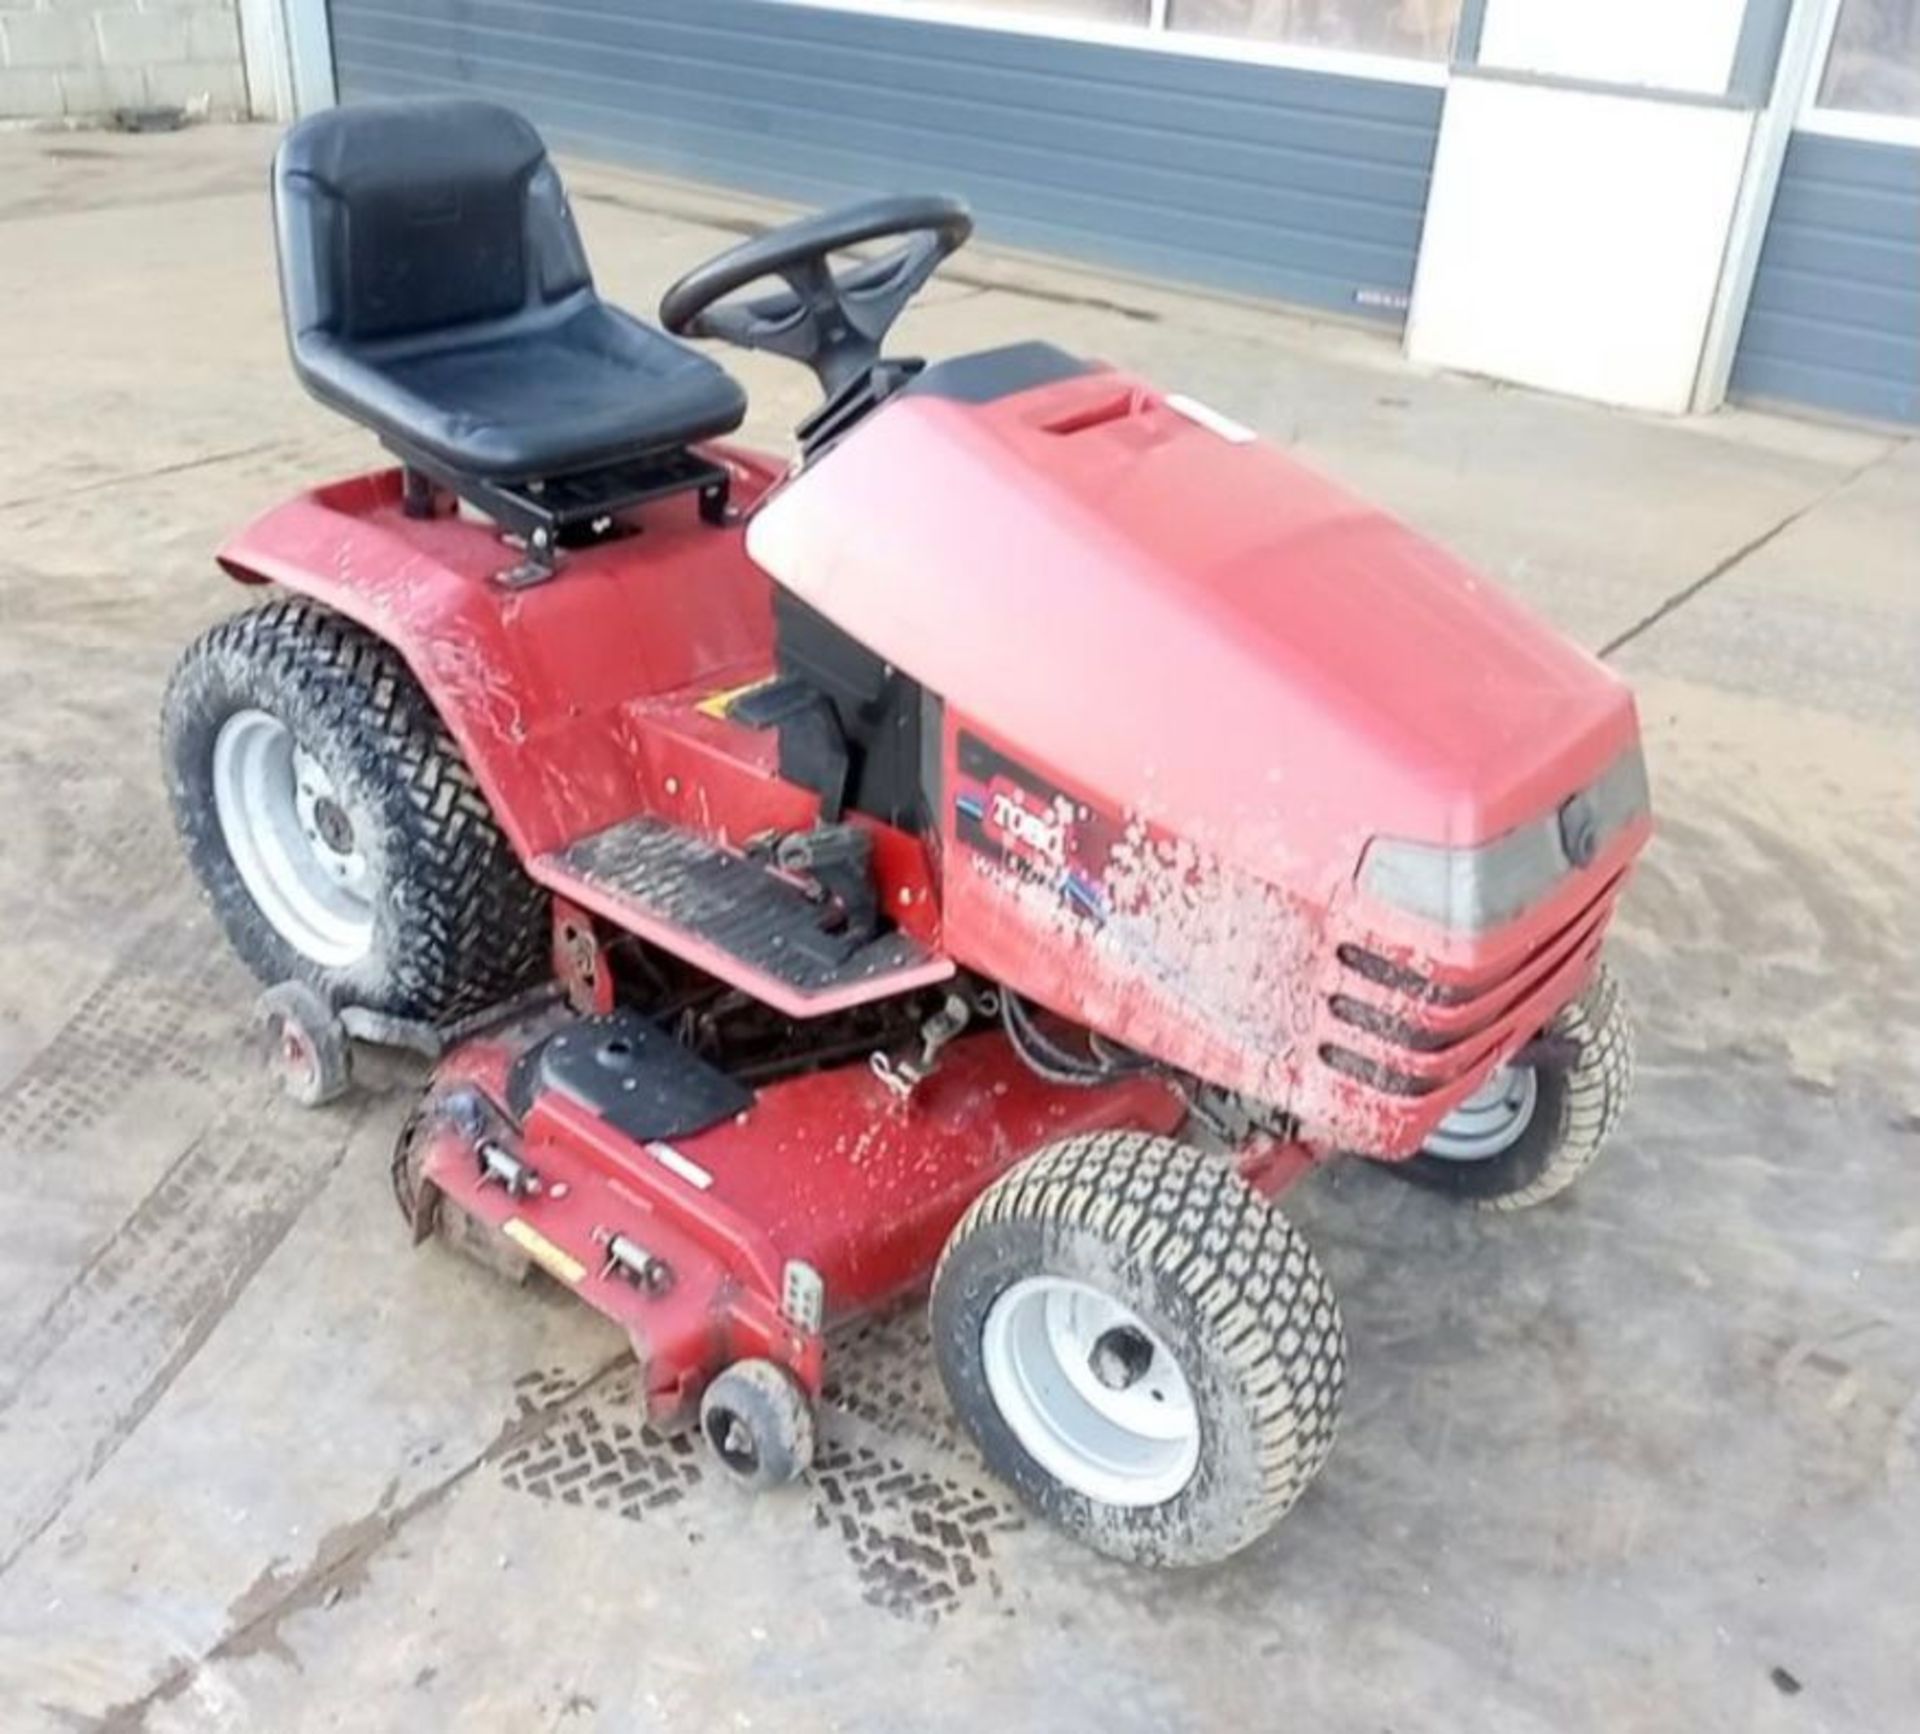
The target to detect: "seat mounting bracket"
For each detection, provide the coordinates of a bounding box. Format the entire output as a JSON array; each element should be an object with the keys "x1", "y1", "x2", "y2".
[{"x1": 393, "y1": 443, "x2": 732, "y2": 585}]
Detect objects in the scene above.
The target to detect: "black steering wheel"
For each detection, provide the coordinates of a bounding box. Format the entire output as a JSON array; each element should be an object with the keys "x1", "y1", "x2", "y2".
[{"x1": 659, "y1": 193, "x2": 973, "y2": 399}]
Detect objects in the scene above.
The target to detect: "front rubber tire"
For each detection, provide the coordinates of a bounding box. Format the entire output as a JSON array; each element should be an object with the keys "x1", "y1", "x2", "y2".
[
  {"x1": 161, "y1": 599, "x2": 546, "y2": 1022},
  {"x1": 931, "y1": 1133, "x2": 1345, "y2": 1568},
  {"x1": 1389, "y1": 964, "x2": 1634, "y2": 1211}
]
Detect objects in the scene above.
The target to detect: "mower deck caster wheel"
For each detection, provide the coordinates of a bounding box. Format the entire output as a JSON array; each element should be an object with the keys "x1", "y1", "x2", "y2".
[
  {"x1": 700, "y1": 1359, "x2": 816, "y2": 1491},
  {"x1": 255, "y1": 981, "x2": 351, "y2": 1107}
]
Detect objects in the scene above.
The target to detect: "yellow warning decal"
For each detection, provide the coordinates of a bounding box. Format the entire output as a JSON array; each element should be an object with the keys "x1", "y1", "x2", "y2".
[
  {"x1": 695, "y1": 676, "x2": 776, "y2": 720},
  {"x1": 501, "y1": 1218, "x2": 586, "y2": 1286}
]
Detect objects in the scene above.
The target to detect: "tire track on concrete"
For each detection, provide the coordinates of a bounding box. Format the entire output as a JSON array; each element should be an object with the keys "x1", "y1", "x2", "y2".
[
  {"x1": 497, "y1": 1314, "x2": 1028, "y2": 1624},
  {"x1": 0, "y1": 907, "x2": 258, "y2": 1387},
  {"x1": 89, "y1": 1353, "x2": 633, "y2": 1734},
  {"x1": 0, "y1": 899, "x2": 360, "y2": 1579},
  {"x1": 0, "y1": 913, "x2": 235, "y2": 1159},
  {"x1": 0, "y1": 1095, "x2": 370, "y2": 1579}
]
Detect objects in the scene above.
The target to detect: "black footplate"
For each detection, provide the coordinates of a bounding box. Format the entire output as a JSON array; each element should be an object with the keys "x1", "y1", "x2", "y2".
[
  {"x1": 506, "y1": 1010, "x2": 752, "y2": 1143},
  {"x1": 549, "y1": 817, "x2": 937, "y2": 1000}
]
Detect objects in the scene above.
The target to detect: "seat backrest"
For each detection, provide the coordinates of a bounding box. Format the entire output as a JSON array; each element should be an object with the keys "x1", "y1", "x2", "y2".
[{"x1": 274, "y1": 97, "x2": 591, "y2": 351}]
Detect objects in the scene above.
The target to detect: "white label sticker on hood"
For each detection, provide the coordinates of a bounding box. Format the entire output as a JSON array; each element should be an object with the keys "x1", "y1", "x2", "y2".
[{"x1": 1164, "y1": 394, "x2": 1257, "y2": 444}]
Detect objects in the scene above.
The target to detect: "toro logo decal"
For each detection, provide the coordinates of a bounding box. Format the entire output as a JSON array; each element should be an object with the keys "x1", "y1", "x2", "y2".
[
  {"x1": 953, "y1": 731, "x2": 1112, "y2": 925},
  {"x1": 984, "y1": 778, "x2": 1069, "y2": 870}
]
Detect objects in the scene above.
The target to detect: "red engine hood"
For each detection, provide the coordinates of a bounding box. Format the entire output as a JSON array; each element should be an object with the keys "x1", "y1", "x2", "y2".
[{"x1": 747, "y1": 369, "x2": 1637, "y2": 895}]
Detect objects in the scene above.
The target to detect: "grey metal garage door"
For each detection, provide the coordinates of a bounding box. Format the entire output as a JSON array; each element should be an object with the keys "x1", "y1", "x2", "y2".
[
  {"x1": 325, "y1": 0, "x2": 1443, "y2": 326},
  {"x1": 1729, "y1": 132, "x2": 1920, "y2": 426}
]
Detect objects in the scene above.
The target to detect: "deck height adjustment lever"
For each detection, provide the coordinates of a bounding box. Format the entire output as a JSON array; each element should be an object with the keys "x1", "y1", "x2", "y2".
[
  {"x1": 593, "y1": 1226, "x2": 673, "y2": 1294},
  {"x1": 476, "y1": 1140, "x2": 542, "y2": 1199},
  {"x1": 871, "y1": 992, "x2": 973, "y2": 1099},
  {"x1": 773, "y1": 823, "x2": 881, "y2": 963}
]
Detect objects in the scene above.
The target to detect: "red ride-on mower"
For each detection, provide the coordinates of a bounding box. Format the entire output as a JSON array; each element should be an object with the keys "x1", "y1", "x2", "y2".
[{"x1": 162, "y1": 99, "x2": 1650, "y2": 1566}]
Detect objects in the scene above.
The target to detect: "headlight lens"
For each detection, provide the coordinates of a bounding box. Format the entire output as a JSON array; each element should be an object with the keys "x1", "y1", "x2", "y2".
[{"x1": 1359, "y1": 745, "x2": 1648, "y2": 933}]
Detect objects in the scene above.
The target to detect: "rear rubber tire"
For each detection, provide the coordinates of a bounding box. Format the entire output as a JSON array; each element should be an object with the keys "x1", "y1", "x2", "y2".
[
  {"x1": 931, "y1": 1133, "x2": 1345, "y2": 1568},
  {"x1": 162, "y1": 599, "x2": 546, "y2": 1023},
  {"x1": 1387, "y1": 965, "x2": 1633, "y2": 1211}
]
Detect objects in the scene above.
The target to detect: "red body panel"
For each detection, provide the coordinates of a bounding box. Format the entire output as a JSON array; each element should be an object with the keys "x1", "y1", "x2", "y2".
[
  {"x1": 222, "y1": 452, "x2": 783, "y2": 860},
  {"x1": 218, "y1": 448, "x2": 948, "y2": 1005},
  {"x1": 749, "y1": 373, "x2": 1647, "y2": 1150},
  {"x1": 417, "y1": 1024, "x2": 1186, "y2": 1423},
  {"x1": 223, "y1": 370, "x2": 1647, "y2": 1156},
  {"x1": 747, "y1": 374, "x2": 1638, "y2": 868},
  {"x1": 936, "y1": 708, "x2": 1645, "y2": 1147}
]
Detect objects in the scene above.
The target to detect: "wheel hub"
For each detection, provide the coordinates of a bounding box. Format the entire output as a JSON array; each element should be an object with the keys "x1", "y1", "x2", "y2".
[
  {"x1": 1089, "y1": 1324, "x2": 1155, "y2": 1392},
  {"x1": 212, "y1": 709, "x2": 374, "y2": 968},
  {"x1": 706, "y1": 1410, "x2": 759, "y2": 1475},
  {"x1": 279, "y1": 1023, "x2": 311, "y2": 1069},
  {"x1": 311, "y1": 794, "x2": 356, "y2": 855},
  {"x1": 981, "y1": 1276, "x2": 1199, "y2": 1507},
  {"x1": 1423, "y1": 1063, "x2": 1540, "y2": 1161}
]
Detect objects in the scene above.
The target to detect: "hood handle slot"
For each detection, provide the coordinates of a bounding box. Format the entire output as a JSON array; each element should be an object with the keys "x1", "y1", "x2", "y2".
[{"x1": 1039, "y1": 389, "x2": 1141, "y2": 436}]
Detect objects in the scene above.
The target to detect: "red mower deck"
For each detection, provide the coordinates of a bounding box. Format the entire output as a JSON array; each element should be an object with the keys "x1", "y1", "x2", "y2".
[{"x1": 408, "y1": 1019, "x2": 1186, "y2": 1425}]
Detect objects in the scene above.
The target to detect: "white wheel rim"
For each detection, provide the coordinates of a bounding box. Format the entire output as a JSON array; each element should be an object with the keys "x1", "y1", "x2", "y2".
[
  {"x1": 1424, "y1": 1063, "x2": 1540, "y2": 1161},
  {"x1": 981, "y1": 1275, "x2": 1200, "y2": 1508},
  {"x1": 212, "y1": 709, "x2": 374, "y2": 968}
]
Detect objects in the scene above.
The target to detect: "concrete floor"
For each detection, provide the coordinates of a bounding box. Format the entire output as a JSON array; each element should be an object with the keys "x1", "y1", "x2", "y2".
[{"x1": 0, "y1": 123, "x2": 1915, "y2": 1734}]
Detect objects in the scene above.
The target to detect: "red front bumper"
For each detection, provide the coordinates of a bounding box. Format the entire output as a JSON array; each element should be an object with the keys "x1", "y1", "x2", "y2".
[{"x1": 1295, "y1": 814, "x2": 1649, "y2": 1156}]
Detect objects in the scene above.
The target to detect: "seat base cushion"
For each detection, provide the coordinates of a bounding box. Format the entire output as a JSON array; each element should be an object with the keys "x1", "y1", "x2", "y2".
[{"x1": 301, "y1": 296, "x2": 747, "y2": 482}]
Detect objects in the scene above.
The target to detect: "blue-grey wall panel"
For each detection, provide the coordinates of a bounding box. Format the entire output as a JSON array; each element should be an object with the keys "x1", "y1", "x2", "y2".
[
  {"x1": 1731, "y1": 132, "x2": 1919, "y2": 426},
  {"x1": 326, "y1": 0, "x2": 1443, "y2": 323}
]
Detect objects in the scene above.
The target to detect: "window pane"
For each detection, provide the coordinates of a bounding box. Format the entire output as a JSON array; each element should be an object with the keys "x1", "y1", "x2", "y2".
[
  {"x1": 889, "y1": 0, "x2": 1152, "y2": 25},
  {"x1": 1818, "y1": 0, "x2": 1920, "y2": 117},
  {"x1": 1168, "y1": 0, "x2": 1462, "y2": 60}
]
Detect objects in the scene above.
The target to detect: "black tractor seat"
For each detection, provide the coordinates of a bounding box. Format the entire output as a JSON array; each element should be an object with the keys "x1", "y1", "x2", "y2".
[
  {"x1": 297, "y1": 293, "x2": 745, "y2": 482},
  {"x1": 272, "y1": 98, "x2": 747, "y2": 565}
]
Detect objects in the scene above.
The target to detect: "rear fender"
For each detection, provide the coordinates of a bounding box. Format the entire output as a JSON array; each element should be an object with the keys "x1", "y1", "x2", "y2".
[{"x1": 215, "y1": 452, "x2": 783, "y2": 859}]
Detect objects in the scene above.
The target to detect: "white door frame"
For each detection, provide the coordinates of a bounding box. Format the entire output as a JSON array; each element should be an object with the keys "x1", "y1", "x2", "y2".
[
  {"x1": 1691, "y1": 0, "x2": 1841, "y2": 410},
  {"x1": 238, "y1": 0, "x2": 335, "y2": 120}
]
